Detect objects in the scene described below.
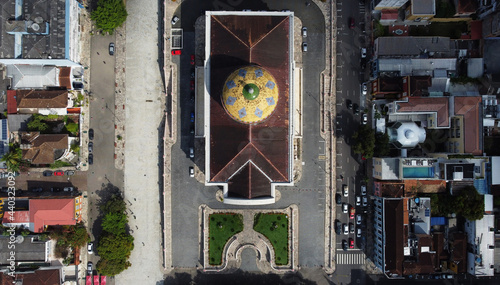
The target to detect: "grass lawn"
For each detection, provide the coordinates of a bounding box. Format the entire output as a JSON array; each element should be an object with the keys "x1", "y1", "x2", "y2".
[
  {"x1": 208, "y1": 213, "x2": 243, "y2": 265},
  {"x1": 253, "y1": 213, "x2": 289, "y2": 265}
]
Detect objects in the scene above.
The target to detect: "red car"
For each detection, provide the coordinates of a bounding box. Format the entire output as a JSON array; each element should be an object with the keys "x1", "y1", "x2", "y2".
[
  {"x1": 349, "y1": 17, "x2": 355, "y2": 29},
  {"x1": 94, "y1": 275, "x2": 99, "y2": 285},
  {"x1": 350, "y1": 207, "x2": 355, "y2": 219},
  {"x1": 53, "y1": 170, "x2": 64, "y2": 176},
  {"x1": 349, "y1": 238, "x2": 354, "y2": 249},
  {"x1": 190, "y1": 80, "x2": 195, "y2": 90},
  {"x1": 190, "y1": 54, "x2": 195, "y2": 65},
  {"x1": 86, "y1": 276, "x2": 91, "y2": 285},
  {"x1": 100, "y1": 276, "x2": 107, "y2": 285},
  {"x1": 171, "y1": 49, "x2": 181, "y2": 55}
]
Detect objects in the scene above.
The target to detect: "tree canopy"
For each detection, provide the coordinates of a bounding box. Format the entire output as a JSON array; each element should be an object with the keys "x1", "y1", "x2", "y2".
[
  {"x1": 96, "y1": 195, "x2": 134, "y2": 276},
  {"x1": 27, "y1": 114, "x2": 49, "y2": 132},
  {"x1": 91, "y1": 0, "x2": 128, "y2": 34},
  {"x1": 427, "y1": 186, "x2": 484, "y2": 221},
  {"x1": 374, "y1": 132, "x2": 390, "y2": 157},
  {"x1": 352, "y1": 124, "x2": 376, "y2": 158}
]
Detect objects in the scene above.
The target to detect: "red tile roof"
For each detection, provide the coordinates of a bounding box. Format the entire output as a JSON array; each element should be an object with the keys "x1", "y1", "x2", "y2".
[
  {"x1": 58, "y1": 67, "x2": 72, "y2": 89},
  {"x1": 454, "y1": 96, "x2": 482, "y2": 155},
  {"x1": 30, "y1": 199, "x2": 76, "y2": 233},
  {"x1": 2, "y1": 210, "x2": 30, "y2": 224},
  {"x1": 21, "y1": 132, "x2": 69, "y2": 165},
  {"x1": 6, "y1": 90, "x2": 17, "y2": 114},
  {"x1": 397, "y1": 97, "x2": 450, "y2": 127},
  {"x1": 385, "y1": 199, "x2": 404, "y2": 276},
  {"x1": 209, "y1": 14, "x2": 291, "y2": 199},
  {"x1": 16, "y1": 89, "x2": 68, "y2": 109},
  {"x1": 0, "y1": 269, "x2": 60, "y2": 285},
  {"x1": 382, "y1": 9, "x2": 399, "y2": 20}
]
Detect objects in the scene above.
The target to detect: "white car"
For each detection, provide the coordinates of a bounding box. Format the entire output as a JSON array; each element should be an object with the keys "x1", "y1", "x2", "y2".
[
  {"x1": 362, "y1": 196, "x2": 368, "y2": 207},
  {"x1": 63, "y1": 187, "x2": 74, "y2": 192},
  {"x1": 342, "y1": 203, "x2": 348, "y2": 213},
  {"x1": 302, "y1": 27, "x2": 307, "y2": 37},
  {"x1": 356, "y1": 195, "x2": 361, "y2": 206},
  {"x1": 357, "y1": 228, "x2": 362, "y2": 238},
  {"x1": 362, "y1": 83, "x2": 367, "y2": 95},
  {"x1": 361, "y1": 47, "x2": 367, "y2": 58},
  {"x1": 189, "y1": 147, "x2": 194, "y2": 158},
  {"x1": 343, "y1": 185, "x2": 349, "y2": 197},
  {"x1": 361, "y1": 185, "x2": 367, "y2": 196},
  {"x1": 189, "y1": 167, "x2": 194, "y2": 177},
  {"x1": 343, "y1": 223, "x2": 349, "y2": 235},
  {"x1": 302, "y1": 42, "x2": 308, "y2": 52},
  {"x1": 171, "y1": 15, "x2": 179, "y2": 25},
  {"x1": 362, "y1": 113, "x2": 368, "y2": 125},
  {"x1": 356, "y1": 214, "x2": 362, "y2": 225},
  {"x1": 87, "y1": 242, "x2": 94, "y2": 254}
]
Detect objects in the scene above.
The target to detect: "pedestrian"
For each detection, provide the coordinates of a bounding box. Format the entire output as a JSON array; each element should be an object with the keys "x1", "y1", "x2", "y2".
[
  {"x1": 103, "y1": 61, "x2": 106, "y2": 64},
  {"x1": 97, "y1": 52, "x2": 100, "y2": 55}
]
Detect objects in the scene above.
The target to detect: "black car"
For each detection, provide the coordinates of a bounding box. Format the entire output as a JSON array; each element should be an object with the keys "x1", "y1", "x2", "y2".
[
  {"x1": 89, "y1": 129, "x2": 94, "y2": 140},
  {"x1": 342, "y1": 240, "x2": 348, "y2": 251},
  {"x1": 31, "y1": 187, "x2": 43, "y2": 192},
  {"x1": 347, "y1": 99, "x2": 353, "y2": 109},
  {"x1": 335, "y1": 220, "x2": 341, "y2": 235},
  {"x1": 88, "y1": 154, "x2": 93, "y2": 165},
  {"x1": 336, "y1": 193, "x2": 342, "y2": 204},
  {"x1": 353, "y1": 104, "x2": 360, "y2": 115},
  {"x1": 43, "y1": 170, "x2": 53, "y2": 176},
  {"x1": 88, "y1": 142, "x2": 93, "y2": 154},
  {"x1": 50, "y1": 187, "x2": 61, "y2": 192},
  {"x1": 109, "y1": 43, "x2": 115, "y2": 55}
]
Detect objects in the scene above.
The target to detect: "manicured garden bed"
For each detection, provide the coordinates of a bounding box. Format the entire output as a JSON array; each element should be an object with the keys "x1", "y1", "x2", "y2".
[
  {"x1": 208, "y1": 213, "x2": 243, "y2": 265},
  {"x1": 253, "y1": 213, "x2": 289, "y2": 265}
]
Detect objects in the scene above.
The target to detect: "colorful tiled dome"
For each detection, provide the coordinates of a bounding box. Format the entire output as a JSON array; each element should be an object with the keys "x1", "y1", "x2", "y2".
[{"x1": 222, "y1": 66, "x2": 279, "y2": 124}]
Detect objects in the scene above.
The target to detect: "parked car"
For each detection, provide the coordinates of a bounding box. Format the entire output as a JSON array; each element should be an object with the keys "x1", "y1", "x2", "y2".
[
  {"x1": 51, "y1": 187, "x2": 61, "y2": 192},
  {"x1": 302, "y1": 26, "x2": 307, "y2": 37},
  {"x1": 88, "y1": 154, "x2": 93, "y2": 165},
  {"x1": 357, "y1": 227, "x2": 362, "y2": 238},
  {"x1": 362, "y1": 113, "x2": 368, "y2": 124},
  {"x1": 189, "y1": 166, "x2": 194, "y2": 177},
  {"x1": 335, "y1": 193, "x2": 342, "y2": 204},
  {"x1": 54, "y1": 170, "x2": 64, "y2": 176},
  {"x1": 353, "y1": 104, "x2": 360, "y2": 115},
  {"x1": 189, "y1": 147, "x2": 194, "y2": 158},
  {"x1": 31, "y1": 187, "x2": 43, "y2": 192},
  {"x1": 88, "y1": 142, "x2": 93, "y2": 154},
  {"x1": 361, "y1": 185, "x2": 367, "y2": 195},
  {"x1": 190, "y1": 112, "x2": 195, "y2": 123},
  {"x1": 171, "y1": 49, "x2": 182, "y2": 55},
  {"x1": 343, "y1": 223, "x2": 348, "y2": 235},
  {"x1": 362, "y1": 83, "x2": 367, "y2": 95},
  {"x1": 190, "y1": 54, "x2": 195, "y2": 65},
  {"x1": 342, "y1": 203, "x2": 348, "y2": 213},
  {"x1": 349, "y1": 238, "x2": 354, "y2": 249},
  {"x1": 343, "y1": 184, "x2": 348, "y2": 197},
  {"x1": 350, "y1": 207, "x2": 355, "y2": 219},
  {"x1": 356, "y1": 195, "x2": 361, "y2": 206},
  {"x1": 87, "y1": 242, "x2": 94, "y2": 254},
  {"x1": 361, "y1": 48, "x2": 367, "y2": 58},
  {"x1": 362, "y1": 196, "x2": 368, "y2": 207},
  {"x1": 89, "y1": 129, "x2": 94, "y2": 140},
  {"x1": 65, "y1": 170, "x2": 75, "y2": 176},
  {"x1": 43, "y1": 170, "x2": 53, "y2": 177},
  {"x1": 64, "y1": 187, "x2": 74, "y2": 192},
  {"x1": 190, "y1": 80, "x2": 195, "y2": 90},
  {"x1": 335, "y1": 220, "x2": 341, "y2": 235},
  {"x1": 349, "y1": 17, "x2": 355, "y2": 29},
  {"x1": 342, "y1": 240, "x2": 348, "y2": 251},
  {"x1": 171, "y1": 15, "x2": 179, "y2": 25},
  {"x1": 349, "y1": 223, "x2": 354, "y2": 234},
  {"x1": 356, "y1": 214, "x2": 362, "y2": 225},
  {"x1": 302, "y1": 42, "x2": 307, "y2": 52},
  {"x1": 108, "y1": 43, "x2": 115, "y2": 55},
  {"x1": 87, "y1": 262, "x2": 93, "y2": 275}
]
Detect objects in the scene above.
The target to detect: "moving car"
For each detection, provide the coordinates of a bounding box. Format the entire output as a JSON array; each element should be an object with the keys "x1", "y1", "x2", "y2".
[
  {"x1": 362, "y1": 113, "x2": 368, "y2": 125},
  {"x1": 362, "y1": 196, "x2": 368, "y2": 207},
  {"x1": 343, "y1": 223, "x2": 348, "y2": 235},
  {"x1": 361, "y1": 185, "x2": 367, "y2": 195},
  {"x1": 349, "y1": 238, "x2": 354, "y2": 249},
  {"x1": 189, "y1": 166, "x2": 194, "y2": 177},
  {"x1": 302, "y1": 27, "x2": 307, "y2": 37},
  {"x1": 361, "y1": 48, "x2": 367, "y2": 58},
  {"x1": 43, "y1": 170, "x2": 53, "y2": 177},
  {"x1": 343, "y1": 184, "x2": 349, "y2": 197},
  {"x1": 88, "y1": 142, "x2": 93, "y2": 154},
  {"x1": 302, "y1": 42, "x2": 307, "y2": 52},
  {"x1": 89, "y1": 129, "x2": 94, "y2": 140},
  {"x1": 87, "y1": 242, "x2": 94, "y2": 254},
  {"x1": 171, "y1": 49, "x2": 182, "y2": 55},
  {"x1": 54, "y1": 170, "x2": 64, "y2": 176},
  {"x1": 342, "y1": 203, "x2": 348, "y2": 213},
  {"x1": 108, "y1": 43, "x2": 115, "y2": 55},
  {"x1": 87, "y1": 262, "x2": 93, "y2": 275},
  {"x1": 171, "y1": 15, "x2": 179, "y2": 25},
  {"x1": 356, "y1": 214, "x2": 362, "y2": 225}
]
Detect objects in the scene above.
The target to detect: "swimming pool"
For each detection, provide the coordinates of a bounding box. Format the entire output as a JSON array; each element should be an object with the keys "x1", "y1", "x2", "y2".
[{"x1": 403, "y1": 167, "x2": 435, "y2": 178}]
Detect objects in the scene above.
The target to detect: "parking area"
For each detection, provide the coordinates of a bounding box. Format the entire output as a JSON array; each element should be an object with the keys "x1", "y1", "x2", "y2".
[{"x1": 0, "y1": 171, "x2": 87, "y2": 193}]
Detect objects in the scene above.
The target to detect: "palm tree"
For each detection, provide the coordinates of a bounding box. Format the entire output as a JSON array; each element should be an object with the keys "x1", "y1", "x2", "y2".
[{"x1": 1, "y1": 147, "x2": 23, "y2": 172}]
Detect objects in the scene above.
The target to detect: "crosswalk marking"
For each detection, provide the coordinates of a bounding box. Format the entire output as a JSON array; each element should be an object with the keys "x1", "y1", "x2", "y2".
[{"x1": 336, "y1": 252, "x2": 366, "y2": 265}]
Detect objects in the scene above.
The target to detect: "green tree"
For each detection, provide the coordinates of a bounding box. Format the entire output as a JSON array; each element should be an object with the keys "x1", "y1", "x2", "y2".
[
  {"x1": 374, "y1": 132, "x2": 390, "y2": 157},
  {"x1": 454, "y1": 186, "x2": 484, "y2": 221},
  {"x1": 91, "y1": 0, "x2": 128, "y2": 34},
  {"x1": 101, "y1": 212, "x2": 128, "y2": 235},
  {"x1": 352, "y1": 124, "x2": 376, "y2": 158},
  {"x1": 1, "y1": 145, "x2": 23, "y2": 172},
  {"x1": 64, "y1": 224, "x2": 90, "y2": 248},
  {"x1": 96, "y1": 256, "x2": 132, "y2": 277},
  {"x1": 65, "y1": 122, "x2": 79, "y2": 135},
  {"x1": 27, "y1": 114, "x2": 49, "y2": 132}
]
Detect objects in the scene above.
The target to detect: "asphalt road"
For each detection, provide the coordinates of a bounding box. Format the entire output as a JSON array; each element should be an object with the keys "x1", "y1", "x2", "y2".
[{"x1": 168, "y1": 0, "x2": 327, "y2": 270}]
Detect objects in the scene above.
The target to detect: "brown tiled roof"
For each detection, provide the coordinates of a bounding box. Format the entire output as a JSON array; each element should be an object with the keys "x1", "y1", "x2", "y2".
[
  {"x1": 397, "y1": 97, "x2": 449, "y2": 127},
  {"x1": 21, "y1": 132, "x2": 68, "y2": 164},
  {"x1": 58, "y1": 67, "x2": 72, "y2": 89},
  {"x1": 0, "y1": 269, "x2": 60, "y2": 285},
  {"x1": 454, "y1": 96, "x2": 482, "y2": 155},
  {"x1": 209, "y1": 14, "x2": 290, "y2": 198},
  {"x1": 457, "y1": 0, "x2": 477, "y2": 14},
  {"x1": 16, "y1": 89, "x2": 68, "y2": 109},
  {"x1": 451, "y1": 232, "x2": 467, "y2": 273},
  {"x1": 385, "y1": 199, "x2": 404, "y2": 275}
]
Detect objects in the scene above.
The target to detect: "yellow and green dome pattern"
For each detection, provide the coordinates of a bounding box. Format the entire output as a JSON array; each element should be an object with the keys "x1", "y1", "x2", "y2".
[{"x1": 222, "y1": 66, "x2": 279, "y2": 124}]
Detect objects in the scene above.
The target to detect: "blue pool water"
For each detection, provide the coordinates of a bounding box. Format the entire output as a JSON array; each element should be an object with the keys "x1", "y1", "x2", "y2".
[{"x1": 403, "y1": 167, "x2": 435, "y2": 178}]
